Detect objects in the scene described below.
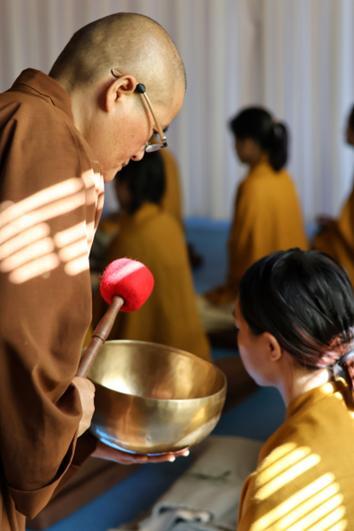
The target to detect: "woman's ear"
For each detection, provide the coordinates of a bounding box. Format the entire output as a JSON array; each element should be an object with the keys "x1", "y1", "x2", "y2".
[
  {"x1": 263, "y1": 332, "x2": 283, "y2": 362},
  {"x1": 103, "y1": 74, "x2": 137, "y2": 113}
]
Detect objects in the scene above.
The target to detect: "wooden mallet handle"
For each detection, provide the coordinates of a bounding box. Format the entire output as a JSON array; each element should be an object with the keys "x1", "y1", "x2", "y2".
[
  {"x1": 76, "y1": 257, "x2": 154, "y2": 377},
  {"x1": 77, "y1": 296, "x2": 124, "y2": 377}
]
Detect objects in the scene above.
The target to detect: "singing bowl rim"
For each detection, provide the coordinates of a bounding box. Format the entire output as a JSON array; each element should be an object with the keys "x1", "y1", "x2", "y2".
[{"x1": 89, "y1": 339, "x2": 227, "y2": 402}]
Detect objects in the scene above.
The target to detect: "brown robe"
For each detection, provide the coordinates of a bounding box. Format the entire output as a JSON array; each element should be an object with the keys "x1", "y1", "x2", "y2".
[
  {"x1": 93, "y1": 203, "x2": 211, "y2": 361},
  {"x1": 0, "y1": 69, "x2": 104, "y2": 529},
  {"x1": 313, "y1": 187, "x2": 354, "y2": 285}
]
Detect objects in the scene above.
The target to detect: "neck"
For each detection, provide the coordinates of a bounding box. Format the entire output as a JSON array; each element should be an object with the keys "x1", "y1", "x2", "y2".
[
  {"x1": 248, "y1": 153, "x2": 269, "y2": 171},
  {"x1": 277, "y1": 365, "x2": 331, "y2": 407},
  {"x1": 54, "y1": 76, "x2": 92, "y2": 135},
  {"x1": 69, "y1": 90, "x2": 91, "y2": 136}
]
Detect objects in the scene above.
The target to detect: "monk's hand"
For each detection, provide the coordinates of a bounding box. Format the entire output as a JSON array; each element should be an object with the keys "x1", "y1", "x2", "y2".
[
  {"x1": 72, "y1": 376, "x2": 96, "y2": 437},
  {"x1": 92, "y1": 440, "x2": 190, "y2": 464}
]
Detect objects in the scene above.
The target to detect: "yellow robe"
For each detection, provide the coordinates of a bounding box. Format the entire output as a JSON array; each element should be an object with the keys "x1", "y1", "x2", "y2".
[
  {"x1": 313, "y1": 187, "x2": 354, "y2": 285},
  {"x1": 160, "y1": 148, "x2": 183, "y2": 225},
  {"x1": 96, "y1": 148, "x2": 184, "y2": 256},
  {"x1": 207, "y1": 162, "x2": 308, "y2": 304},
  {"x1": 238, "y1": 381, "x2": 354, "y2": 530},
  {"x1": 93, "y1": 203, "x2": 211, "y2": 361}
]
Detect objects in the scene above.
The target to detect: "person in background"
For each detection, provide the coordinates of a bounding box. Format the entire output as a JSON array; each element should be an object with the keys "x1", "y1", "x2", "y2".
[
  {"x1": 93, "y1": 152, "x2": 211, "y2": 361},
  {"x1": 313, "y1": 104, "x2": 354, "y2": 285},
  {"x1": 91, "y1": 144, "x2": 203, "y2": 273},
  {"x1": 235, "y1": 248, "x2": 354, "y2": 529},
  {"x1": 0, "y1": 12, "x2": 186, "y2": 530},
  {"x1": 91, "y1": 146, "x2": 184, "y2": 273},
  {"x1": 198, "y1": 106, "x2": 308, "y2": 334}
]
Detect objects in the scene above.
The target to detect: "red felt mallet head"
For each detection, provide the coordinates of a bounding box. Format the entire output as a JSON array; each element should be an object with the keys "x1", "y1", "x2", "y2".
[
  {"x1": 77, "y1": 258, "x2": 154, "y2": 377},
  {"x1": 99, "y1": 258, "x2": 154, "y2": 312}
]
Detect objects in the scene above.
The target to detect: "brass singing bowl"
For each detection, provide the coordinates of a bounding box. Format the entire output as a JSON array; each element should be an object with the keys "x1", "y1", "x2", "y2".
[{"x1": 88, "y1": 340, "x2": 227, "y2": 454}]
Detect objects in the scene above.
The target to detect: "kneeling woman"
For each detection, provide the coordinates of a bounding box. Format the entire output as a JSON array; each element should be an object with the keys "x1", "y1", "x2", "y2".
[
  {"x1": 236, "y1": 249, "x2": 354, "y2": 530},
  {"x1": 93, "y1": 152, "x2": 210, "y2": 361}
]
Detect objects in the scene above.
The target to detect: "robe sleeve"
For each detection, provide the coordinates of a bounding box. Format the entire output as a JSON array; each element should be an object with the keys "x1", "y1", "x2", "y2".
[
  {"x1": 313, "y1": 187, "x2": 354, "y2": 285},
  {"x1": 0, "y1": 100, "x2": 99, "y2": 517}
]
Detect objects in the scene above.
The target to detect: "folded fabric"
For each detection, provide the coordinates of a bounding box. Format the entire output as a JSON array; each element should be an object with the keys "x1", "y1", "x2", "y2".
[
  {"x1": 196, "y1": 295, "x2": 235, "y2": 332},
  {"x1": 110, "y1": 435, "x2": 261, "y2": 531}
]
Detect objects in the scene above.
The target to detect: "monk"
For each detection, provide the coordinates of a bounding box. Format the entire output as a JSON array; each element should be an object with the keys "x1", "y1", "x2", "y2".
[
  {"x1": 93, "y1": 153, "x2": 211, "y2": 361},
  {"x1": 199, "y1": 107, "x2": 308, "y2": 332},
  {"x1": 313, "y1": 104, "x2": 354, "y2": 285},
  {"x1": 235, "y1": 249, "x2": 354, "y2": 529},
  {"x1": 0, "y1": 13, "x2": 187, "y2": 530}
]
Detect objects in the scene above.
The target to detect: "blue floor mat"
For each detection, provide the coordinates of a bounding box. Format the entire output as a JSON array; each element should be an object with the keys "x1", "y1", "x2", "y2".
[
  {"x1": 40, "y1": 456, "x2": 194, "y2": 531},
  {"x1": 185, "y1": 217, "x2": 230, "y2": 293},
  {"x1": 213, "y1": 386, "x2": 285, "y2": 441}
]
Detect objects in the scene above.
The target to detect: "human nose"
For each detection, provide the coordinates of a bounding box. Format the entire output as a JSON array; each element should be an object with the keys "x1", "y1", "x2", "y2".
[{"x1": 131, "y1": 146, "x2": 146, "y2": 162}]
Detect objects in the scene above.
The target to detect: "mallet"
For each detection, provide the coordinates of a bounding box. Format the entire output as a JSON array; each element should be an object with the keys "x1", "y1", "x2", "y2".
[{"x1": 77, "y1": 257, "x2": 154, "y2": 377}]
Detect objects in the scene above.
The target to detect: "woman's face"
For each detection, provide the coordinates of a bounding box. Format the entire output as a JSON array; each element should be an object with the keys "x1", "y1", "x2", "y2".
[
  {"x1": 234, "y1": 300, "x2": 277, "y2": 386},
  {"x1": 234, "y1": 137, "x2": 263, "y2": 165}
]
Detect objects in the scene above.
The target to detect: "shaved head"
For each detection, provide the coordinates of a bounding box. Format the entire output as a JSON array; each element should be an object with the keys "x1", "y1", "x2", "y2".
[{"x1": 50, "y1": 13, "x2": 185, "y2": 106}]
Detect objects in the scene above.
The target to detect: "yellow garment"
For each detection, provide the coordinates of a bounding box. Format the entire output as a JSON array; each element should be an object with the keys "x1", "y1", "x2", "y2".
[
  {"x1": 207, "y1": 162, "x2": 308, "y2": 304},
  {"x1": 313, "y1": 187, "x2": 354, "y2": 285},
  {"x1": 238, "y1": 381, "x2": 354, "y2": 530},
  {"x1": 93, "y1": 203, "x2": 211, "y2": 361},
  {"x1": 160, "y1": 148, "x2": 183, "y2": 225},
  {"x1": 95, "y1": 149, "x2": 183, "y2": 258}
]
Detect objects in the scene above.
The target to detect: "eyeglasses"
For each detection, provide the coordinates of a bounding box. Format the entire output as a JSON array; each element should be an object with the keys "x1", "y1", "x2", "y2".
[
  {"x1": 110, "y1": 69, "x2": 168, "y2": 153},
  {"x1": 135, "y1": 83, "x2": 168, "y2": 153}
]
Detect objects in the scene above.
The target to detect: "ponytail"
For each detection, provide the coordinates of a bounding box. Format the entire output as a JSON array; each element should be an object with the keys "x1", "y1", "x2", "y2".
[
  {"x1": 348, "y1": 104, "x2": 354, "y2": 132},
  {"x1": 268, "y1": 122, "x2": 288, "y2": 171}
]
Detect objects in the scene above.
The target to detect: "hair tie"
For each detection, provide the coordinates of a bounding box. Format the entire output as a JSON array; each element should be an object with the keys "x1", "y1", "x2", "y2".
[
  {"x1": 331, "y1": 349, "x2": 354, "y2": 386},
  {"x1": 337, "y1": 350, "x2": 354, "y2": 368}
]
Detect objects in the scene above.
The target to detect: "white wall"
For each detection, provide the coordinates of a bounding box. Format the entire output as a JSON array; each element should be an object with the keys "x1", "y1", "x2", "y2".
[{"x1": 1, "y1": 0, "x2": 353, "y2": 221}]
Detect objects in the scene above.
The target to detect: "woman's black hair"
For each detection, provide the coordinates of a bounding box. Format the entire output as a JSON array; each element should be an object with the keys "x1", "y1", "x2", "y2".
[
  {"x1": 348, "y1": 104, "x2": 354, "y2": 132},
  {"x1": 229, "y1": 106, "x2": 288, "y2": 171},
  {"x1": 239, "y1": 249, "x2": 354, "y2": 388},
  {"x1": 115, "y1": 152, "x2": 165, "y2": 214}
]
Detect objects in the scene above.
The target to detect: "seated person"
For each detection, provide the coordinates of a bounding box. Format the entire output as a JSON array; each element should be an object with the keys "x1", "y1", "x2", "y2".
[
  {"x1": 91, "y1": 146, "x2": 202, "y2": 272},
  {"x1": 236, "y1": 248, "x2": 354, "y2": 529},
  {"x1": 313, "y1": 104, "x2": 354, "y2": 285},
  {"x1": 93, "y1": 152, "x2": 211, "y2": 361},
  {"x1": 198, "y1": 106, "x2": 308, "y2": 333}
]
